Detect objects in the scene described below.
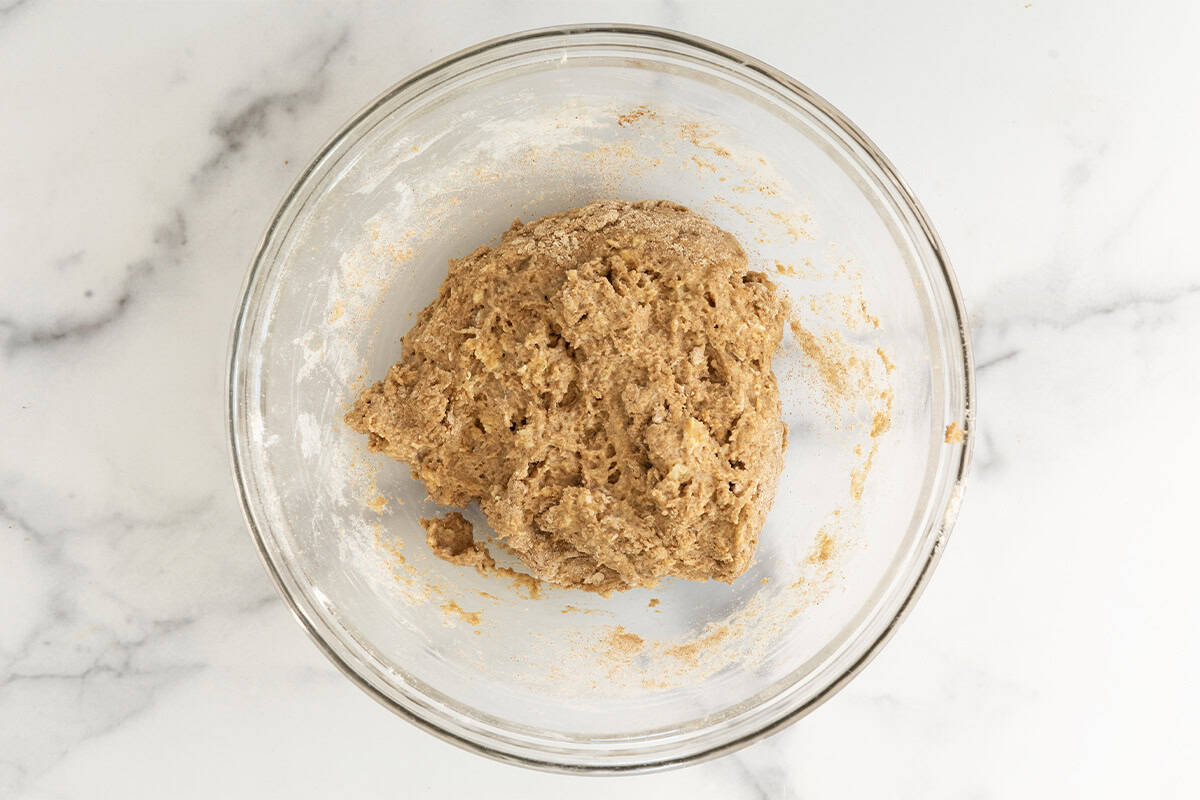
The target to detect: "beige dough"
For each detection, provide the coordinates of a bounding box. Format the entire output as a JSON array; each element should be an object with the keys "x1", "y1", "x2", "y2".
[
  {"x1": 346, "y1": 200, "x2": 788, "y2": 593},
  {"x1": 420, "y1": 512, "x2": 495, "y2": 574}
]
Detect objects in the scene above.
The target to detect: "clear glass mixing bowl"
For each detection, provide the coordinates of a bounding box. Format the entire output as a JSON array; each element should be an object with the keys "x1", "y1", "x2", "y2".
[{"x1": 228, "y1": 25, "x2": 973, "y2": 773}]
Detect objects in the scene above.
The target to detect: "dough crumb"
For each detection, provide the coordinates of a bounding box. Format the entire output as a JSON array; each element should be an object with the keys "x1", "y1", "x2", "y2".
[
  {"x1": 945, "y1": 421, "x2": 966, "y2": 443},
  {"x1": 604, "y1": 626, "x2": 645, "y2": 655},
  {"x1": 440, "y1": 599, "x2": 482, "y2": 626},
  {"x1": 617, "y1": 105, "x2": 657, "y2": 127},
  {"x1": 420, "y1": 512, "x2": 495, "y2": 574},
  {"x1": 809, "y1": 530, "x2": 837, "y2": 565},
  {"x1": 665, "y1": 625, "x2": 732, "y2": 666},
  {"x1": 495, "y1": 566, "x2": 542, "y2": 599},
  {"x1": 348, "y1": 200, "x2": 788, "y2": 593}
]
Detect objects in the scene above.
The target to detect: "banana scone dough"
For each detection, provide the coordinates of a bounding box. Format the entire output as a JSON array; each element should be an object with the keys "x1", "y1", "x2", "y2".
[
  {"x1": 346, "y1": 200, "x2": 788, "y2": 593},
  {"x1": 420, "y1": 512, "x2": 496, "y2": 574}
]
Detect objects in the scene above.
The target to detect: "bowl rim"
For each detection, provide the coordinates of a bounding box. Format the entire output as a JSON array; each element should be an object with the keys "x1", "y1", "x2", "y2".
[{"x1": 227, "y1": 22, "x2": 975, "y2": 774}]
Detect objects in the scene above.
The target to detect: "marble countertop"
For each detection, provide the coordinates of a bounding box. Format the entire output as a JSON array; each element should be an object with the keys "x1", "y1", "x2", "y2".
[{"x1": 3, "y1": 1, "x2": 1197, "y2": 797}]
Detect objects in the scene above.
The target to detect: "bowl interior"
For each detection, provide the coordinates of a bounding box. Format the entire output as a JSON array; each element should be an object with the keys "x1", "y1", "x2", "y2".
[{"x1": 232, "y1": 28, "x2": 968, "y2": 769}]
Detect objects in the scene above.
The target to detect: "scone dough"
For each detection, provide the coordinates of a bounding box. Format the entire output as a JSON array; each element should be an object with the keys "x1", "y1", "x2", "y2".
[
  {"x1": 420, "y1": 512, "x2": 495, "y2": 574},
  {"x1": 347, "y1": 200, "x2": 788, "y2": 593}
]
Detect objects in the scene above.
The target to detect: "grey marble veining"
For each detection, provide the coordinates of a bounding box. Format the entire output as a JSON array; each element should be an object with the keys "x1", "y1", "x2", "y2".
[{"x1": 2, "y1": 1, "x2": 1197, "y2": 797}]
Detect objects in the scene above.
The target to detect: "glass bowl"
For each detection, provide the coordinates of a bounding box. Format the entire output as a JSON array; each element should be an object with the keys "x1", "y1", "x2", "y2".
[{"x1": 228, "y1": 24, "x2": 973, "y2": 773}]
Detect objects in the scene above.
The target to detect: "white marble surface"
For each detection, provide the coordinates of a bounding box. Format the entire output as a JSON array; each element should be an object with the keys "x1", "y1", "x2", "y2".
[{"x1": 2, "y1": 1, "x2": 1197, "y2": 796}]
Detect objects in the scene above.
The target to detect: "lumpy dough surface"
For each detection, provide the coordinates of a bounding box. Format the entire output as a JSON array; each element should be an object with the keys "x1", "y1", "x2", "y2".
[{"x1": 346, "y1": 200, "x2": 788, "y2": 593}]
